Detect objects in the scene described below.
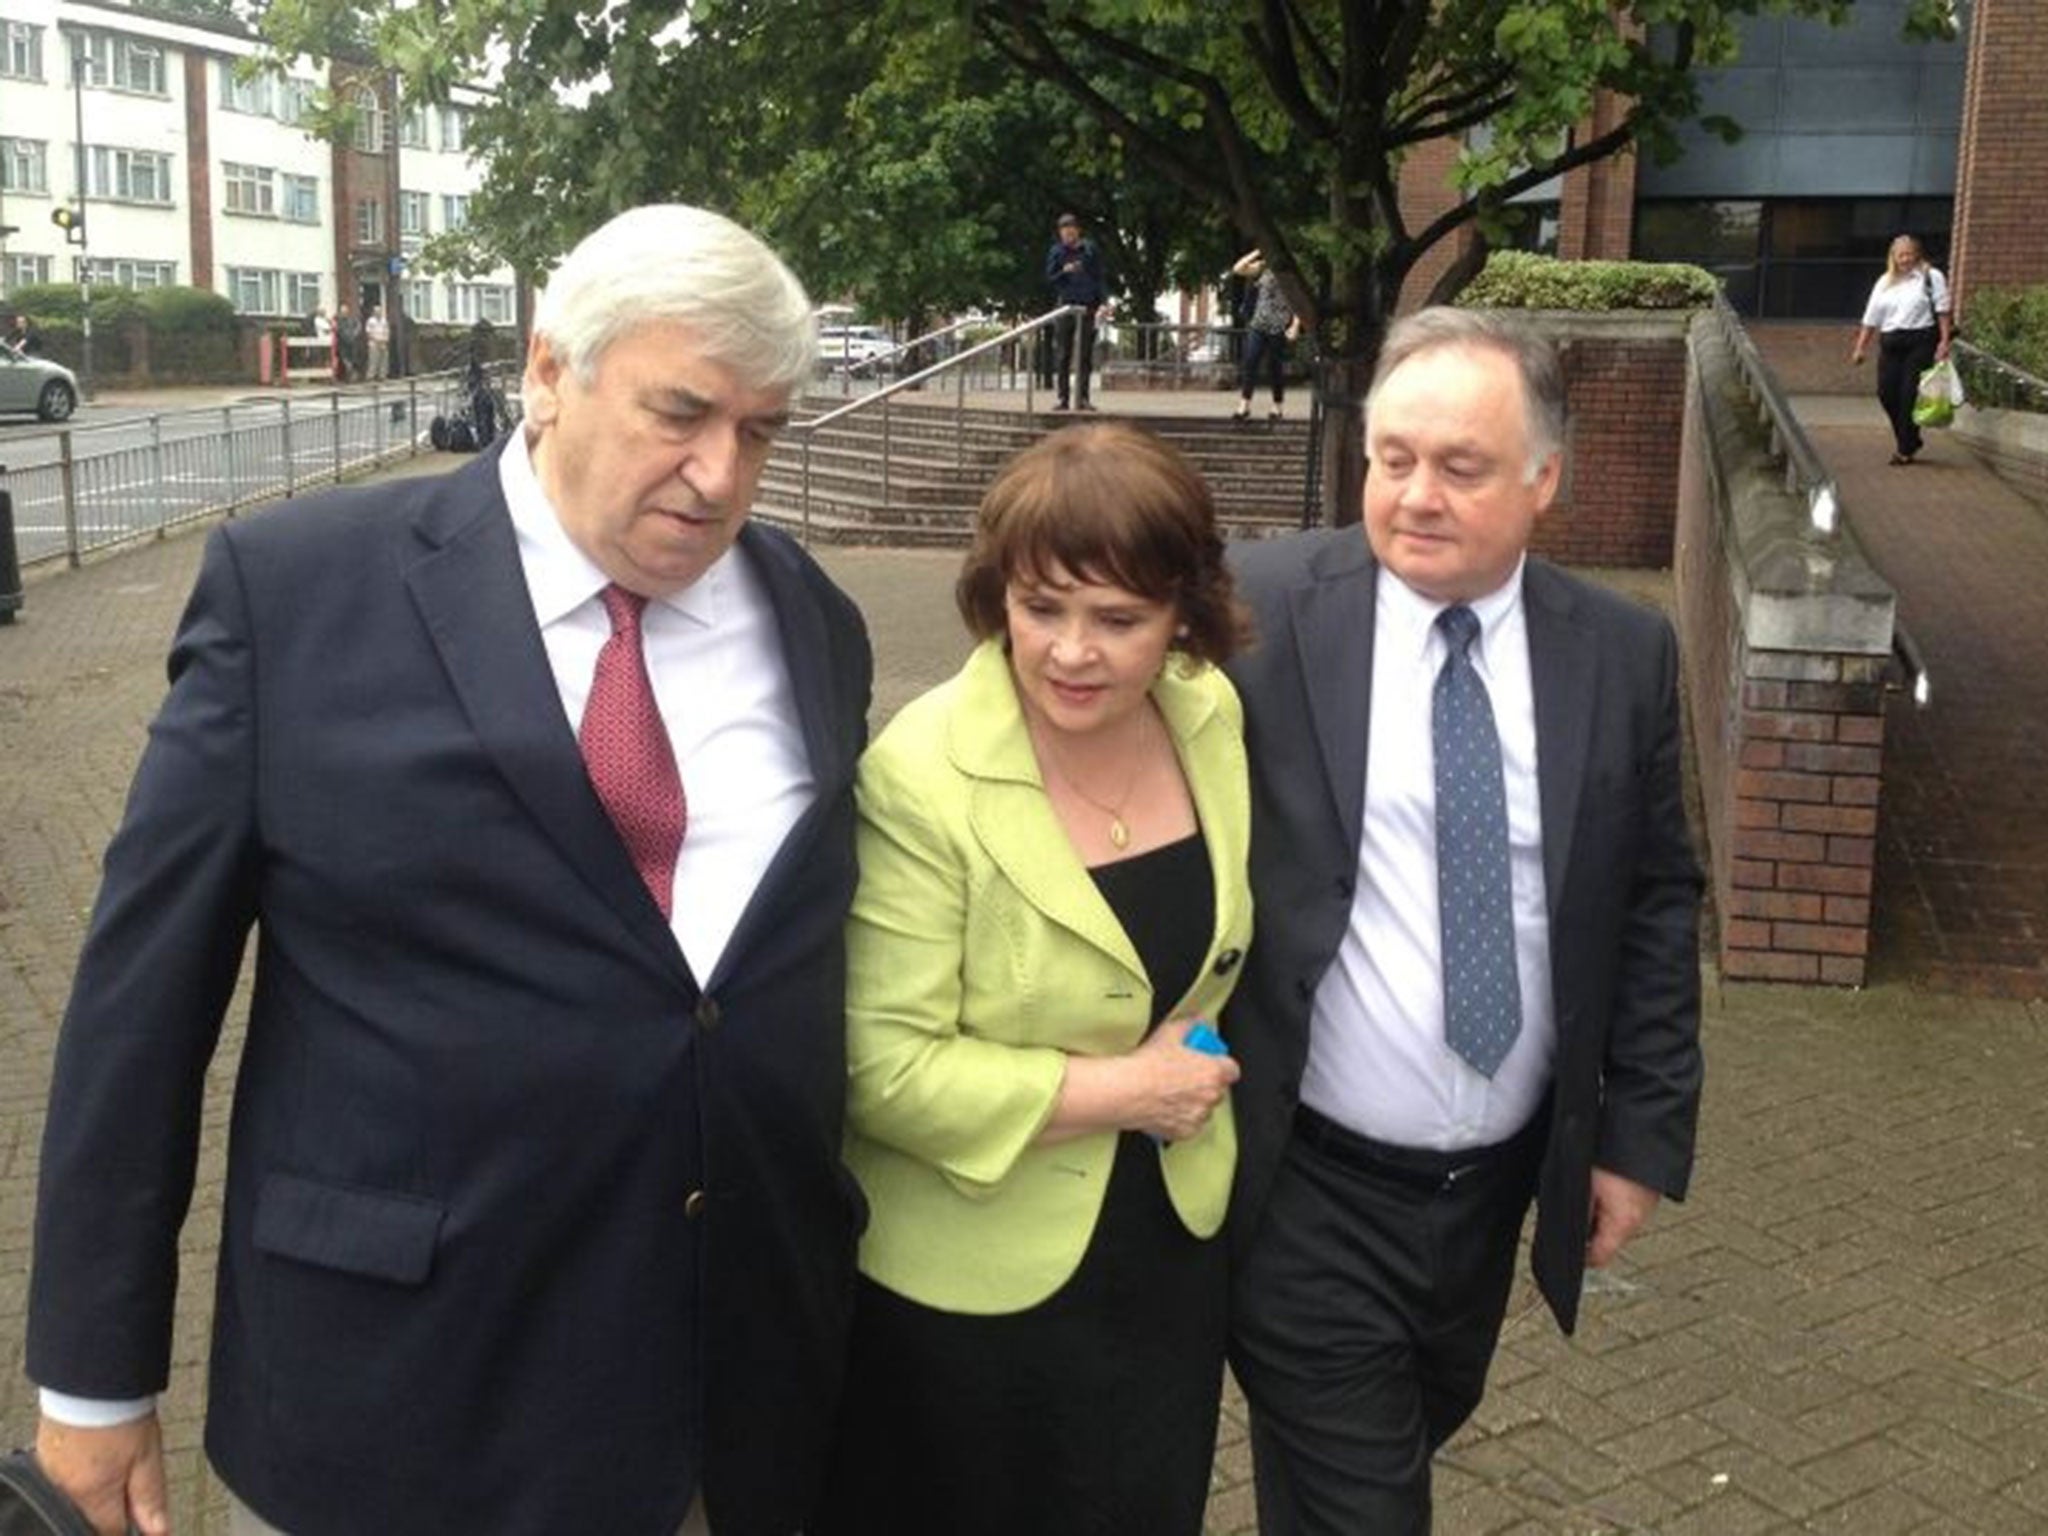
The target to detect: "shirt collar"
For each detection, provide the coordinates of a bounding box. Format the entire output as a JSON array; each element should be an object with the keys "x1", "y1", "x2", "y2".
[
  {"x1": 500, "y1": 430, "x2": 724, "y2": 630},
  {"x1": 1378, "y1": 556, "x2": 1527, "y2": 667}
]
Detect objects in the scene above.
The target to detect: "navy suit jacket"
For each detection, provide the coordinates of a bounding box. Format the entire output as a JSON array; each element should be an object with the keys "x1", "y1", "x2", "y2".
[
  {"x1": 1224, "y1": 529, "x2": 1703, "y2": 1333},
  {"x1": 28, "y1": 447, "x2": 873, "y2": 1535}
]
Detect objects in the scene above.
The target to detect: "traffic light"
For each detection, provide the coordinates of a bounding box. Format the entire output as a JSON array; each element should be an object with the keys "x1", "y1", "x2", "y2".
[{"x1": 51, "y1": 206, "x2": 84, "y2": 245}]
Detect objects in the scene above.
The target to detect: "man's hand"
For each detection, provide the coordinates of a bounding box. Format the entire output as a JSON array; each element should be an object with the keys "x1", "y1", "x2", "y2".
[
  {"x1": 1586, "y1": 1168, "x2": 1662, "y2": 1269},
  {"x1": 35, "y1": 1411, "x2": 171, "y2": 1536}
]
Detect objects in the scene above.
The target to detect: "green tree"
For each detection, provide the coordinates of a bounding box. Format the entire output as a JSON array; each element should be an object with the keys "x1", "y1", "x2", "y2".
[{"x1": 955, "y1": 0, "x2": 1961, "y2": 518}]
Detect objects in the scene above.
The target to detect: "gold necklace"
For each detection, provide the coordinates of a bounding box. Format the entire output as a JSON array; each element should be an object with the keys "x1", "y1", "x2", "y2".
[{"x1": 1035, "y1": 710, "x2": 1151, "y2": 850}]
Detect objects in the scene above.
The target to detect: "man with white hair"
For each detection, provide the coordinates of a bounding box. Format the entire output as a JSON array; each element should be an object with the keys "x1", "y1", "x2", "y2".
[
  {"x1": 1223, "y1": 307, "x2": 1704, "y2": 1533},
  {"x1": 25, "y1": 205, "x2": 872, "y2": 1536}
]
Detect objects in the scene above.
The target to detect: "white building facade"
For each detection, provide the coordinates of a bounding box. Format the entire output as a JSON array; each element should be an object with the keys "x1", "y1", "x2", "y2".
[{"x1": 0, "y1": 0, "x2": 514, "y2": 338}]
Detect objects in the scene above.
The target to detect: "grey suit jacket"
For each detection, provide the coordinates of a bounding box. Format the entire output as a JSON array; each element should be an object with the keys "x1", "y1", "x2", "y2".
[{"x1": 1224, "y1": 528, "x2": 1703, "y2": 1332}]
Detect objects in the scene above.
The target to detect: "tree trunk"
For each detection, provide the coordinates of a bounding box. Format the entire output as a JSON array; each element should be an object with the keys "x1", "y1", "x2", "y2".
[{"x1": 1314, "y1": 352, "x2": 1375, "y2": 527}]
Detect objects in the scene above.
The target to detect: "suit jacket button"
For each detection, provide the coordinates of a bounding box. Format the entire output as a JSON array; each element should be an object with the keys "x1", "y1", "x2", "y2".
[
  {"x1": 1213, "y1": 948, "x2": 1242, "y2": 975},
  {"x1": 696, "y1": 996, "x2": 721, "y2": 1032},
  {"x1": 685, "y1": 1189, "x2": 708, "y2": 1219}
]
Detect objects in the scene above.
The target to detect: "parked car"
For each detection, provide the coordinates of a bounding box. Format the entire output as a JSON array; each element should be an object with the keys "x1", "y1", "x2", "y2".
[
  {"x1": 0, "y1": 350, "x2": 79, "y2": 422},
  {"x1": 816, "y1": 324, "x2": 897, "y2": 374}
]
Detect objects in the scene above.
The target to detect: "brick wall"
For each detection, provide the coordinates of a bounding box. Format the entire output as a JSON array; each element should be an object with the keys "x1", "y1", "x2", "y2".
[
  {"x1": 1675, "y1": 311, "x2": 1896, "y2": 986},
  {"x1": 1722, "y1": 653, "x2": 1885, "y2": 984},
  {"x1": 1951, "y1": 0, "x2": 2048, "y2": 307},
  {"x1": 1397, "y1": 137, "x2": 1473, "y2": 313},
  {"x1": 1537, "y1": 325, "x2": 1689, "y2": 568},
  {"x1": 1557, "y1": 87, "x2": 1639, "y2": 262}
]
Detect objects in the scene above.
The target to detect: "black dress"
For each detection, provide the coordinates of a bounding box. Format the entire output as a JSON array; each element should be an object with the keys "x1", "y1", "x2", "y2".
[{"x1": 817, "y1": 833, "x2": 1227, "y2": 1536}]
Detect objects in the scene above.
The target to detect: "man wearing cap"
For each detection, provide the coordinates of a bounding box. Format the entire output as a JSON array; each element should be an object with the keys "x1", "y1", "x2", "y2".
[{"x1": 1044, "y1": 212, "x2": 1106, "y2": 411}]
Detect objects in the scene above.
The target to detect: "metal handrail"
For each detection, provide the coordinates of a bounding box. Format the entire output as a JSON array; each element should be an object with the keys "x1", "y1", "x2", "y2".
[
  {"x1": 792, "y1": 306, "x2": 1082, "y2": 544},
  {"x1": 1707, "y1": 290, "x2": 1929, "y2": 707},
  {"x1": 832, "y1": 315, "x2": 993, "y2": 391}
]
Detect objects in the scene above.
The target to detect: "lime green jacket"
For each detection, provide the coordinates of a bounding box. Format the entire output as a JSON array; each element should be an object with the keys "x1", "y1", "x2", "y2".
[{"x1": 845, "y1": 638, "x2": 1253, "y2": 1314}]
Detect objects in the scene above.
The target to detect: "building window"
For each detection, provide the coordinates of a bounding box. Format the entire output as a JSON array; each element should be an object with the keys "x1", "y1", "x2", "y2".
[
  {"x1": 398, "y1": 189, "x2": 429, "y2": 245},
  {"x1": 218, "y1": 60, "x2": 272, "y2": 116},
  {"x1": 2, "y1": 19, "x2": 41, "y2": 80},
  {"x1": 440, "y1": 193, "x2": 469, "y2": 231},
  {"x1": 89, "y1": 146, "x2": 174, "y2": 205},
  {"x1": 398, "y1": 101, "x2": 430, "y2": 148},
  {"x1": 444, "y1": 281, "x2": 513, "y2": 325},
  {"x1": 438, "y1": 105, "x2": 466, "y2": 153},
  {"x1": 277, "y1": 77, "x2": 312, "y2": 126},
  {"x1": 405, "y1": 277, "x2": 434, "y2": 321},
  {"x1": 350, "y1": 85, "x2": 385, "y2": 153},
  {"x1": 355, "y1": 197, "x2": 385, "y2": 245},
  {"x1": 72, "y1": 32, "x2": 167, "y2": 96},
  {"x1": 224, "y1": 162, "x2": 277, "y2": 217},
  {"x1": 81, "y1": 257, "x2": 176, "y2": 289},
  {"x1": 3, "y1": 253, "x2": 51, "y2": 290},
  {"x1": 1, "y1": 136, "x2": 47, "y2": 194},
  {"x1": 283, "y1": 173, "x2": 319, "y2": 224},
  {"x1": 227, "y1": 266, "x2": 322, "y2": 316}
]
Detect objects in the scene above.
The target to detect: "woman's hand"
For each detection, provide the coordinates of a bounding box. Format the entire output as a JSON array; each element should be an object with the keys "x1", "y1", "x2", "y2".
[{"x1": 1040, "y1": 1017, "x2": 1241, "y2": 1145}]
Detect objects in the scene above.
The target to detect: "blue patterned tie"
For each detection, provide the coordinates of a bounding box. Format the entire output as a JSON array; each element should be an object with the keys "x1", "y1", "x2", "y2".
[{"x1": 1433, "y1": 605, "x2": 1522, "y2": 1077}]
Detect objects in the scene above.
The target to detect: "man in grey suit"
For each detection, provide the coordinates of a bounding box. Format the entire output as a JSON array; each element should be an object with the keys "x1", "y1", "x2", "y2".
[{"x1": 1225, "y1": 307, "x2": 1704, "y2": 1534}]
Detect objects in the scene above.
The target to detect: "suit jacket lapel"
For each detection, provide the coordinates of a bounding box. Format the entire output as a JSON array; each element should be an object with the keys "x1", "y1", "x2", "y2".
[
  {"x1": 1524, "y1": 560, "x2": 1596, "y2": 919},
  {"x1": 402, "y1": 448, "x2": 689, "y2": 981},
  {"x1": 708, "y1": 525, "x2": 866, "y2": 984},
  {"x1": 1287, "y1": 538, "x2": 1376, "y2": 857}
]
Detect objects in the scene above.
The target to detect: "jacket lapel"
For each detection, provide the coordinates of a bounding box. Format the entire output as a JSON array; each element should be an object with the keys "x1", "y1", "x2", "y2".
[
  {"x1": 1287, "y1": 537, "x2": 1376, "y2": 856},
  {"x1": 952, "y1": 643, "x2": 1148, "y2": 981},
  {"x1": 1524, "y1": 560, "x2": 1596, "y2": 919},
  {"x1": 402, "y1": 448, "x2": 689, "y2": 981}
]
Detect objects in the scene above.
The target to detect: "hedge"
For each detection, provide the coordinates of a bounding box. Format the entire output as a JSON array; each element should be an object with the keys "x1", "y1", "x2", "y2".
[{"x1": 1460, "y1": 251, "x2": 1720, "y2": 311}]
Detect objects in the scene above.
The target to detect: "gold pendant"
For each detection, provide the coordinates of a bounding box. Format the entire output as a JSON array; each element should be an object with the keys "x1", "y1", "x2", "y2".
[{"x1": 1109, "y1": 817, "x2": 1130, "y2": 850}]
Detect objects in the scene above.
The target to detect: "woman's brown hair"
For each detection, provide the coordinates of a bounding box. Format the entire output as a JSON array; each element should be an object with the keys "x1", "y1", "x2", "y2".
[{"x1": 954, "y1": 422, "x2": 1252, "y2": 665}]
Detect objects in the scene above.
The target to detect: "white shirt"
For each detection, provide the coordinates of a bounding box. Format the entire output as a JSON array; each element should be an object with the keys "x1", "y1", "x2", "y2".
[
  {"x1": 501, "y1": 430, "x2": 816, "y2": 981},
  {"x1": 1299, "y1": 562, "x2": 1557, "y2": 1152},
  {"x1": 1861, "y1": 267, "x2": 1949, "y2": 333},
  {"x1": 42, "y1": 434, "x2": 815, "y2": 1429}
]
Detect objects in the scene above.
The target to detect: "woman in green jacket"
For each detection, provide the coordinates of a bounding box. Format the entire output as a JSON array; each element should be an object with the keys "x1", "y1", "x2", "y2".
[{"x1": 819, "y1": 422, "x2": 1255, "y2": 1535}]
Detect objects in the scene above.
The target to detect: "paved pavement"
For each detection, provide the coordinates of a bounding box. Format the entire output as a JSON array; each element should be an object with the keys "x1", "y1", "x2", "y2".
[{"x1": 4, "y1": 399, "x2": 2048, "y2": 1533}]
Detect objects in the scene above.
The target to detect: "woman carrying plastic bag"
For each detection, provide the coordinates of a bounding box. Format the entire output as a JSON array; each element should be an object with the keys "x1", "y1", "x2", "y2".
[{"x1": 1850, "y1": 233, "x2": 1953, "y2": 465}]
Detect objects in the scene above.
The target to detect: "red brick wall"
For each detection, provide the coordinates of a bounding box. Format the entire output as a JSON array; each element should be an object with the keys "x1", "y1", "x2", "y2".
[
  {"x1": 1536, "y1": 330, "x2": 1688, "y2": 567},
  {"x1": 1398, "y1": 137, "x2": 1473, "y2": 313},
  {"x1": 1557, "y1": 87, "x2": 1639, "y2": 262},
  {"x1": 183, "y1": 53, "x2": 214, "y2": 292},
  {"x1": 1951, "y1": 0, "x2": 2048, "y2": 310}
]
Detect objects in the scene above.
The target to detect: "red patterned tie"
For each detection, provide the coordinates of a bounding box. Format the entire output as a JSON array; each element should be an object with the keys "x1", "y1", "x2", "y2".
[{"x1": 580, "y1": 584, "x2": 686, "y2": 917}]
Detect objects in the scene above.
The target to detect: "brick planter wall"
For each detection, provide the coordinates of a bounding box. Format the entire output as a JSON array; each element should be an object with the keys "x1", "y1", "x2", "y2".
[{"x1": 1544, "y1": 321, "x2": 1689, "y2": 568}]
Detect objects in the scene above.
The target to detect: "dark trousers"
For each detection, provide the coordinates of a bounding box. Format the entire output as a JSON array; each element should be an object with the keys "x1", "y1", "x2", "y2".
[
  {"x1": 1053, "y1": 309, "x2": 1097, "y2": 405},
  {"x1": 1229, "y1": 1108, "x2": 1544, "y2": 1535},
  {"x1": 1877, "y1": 326, "x2": 1939, "y2": 458},
  {"x1": 1240, "y1": 328, "x2": 1288, "y2": 403}
]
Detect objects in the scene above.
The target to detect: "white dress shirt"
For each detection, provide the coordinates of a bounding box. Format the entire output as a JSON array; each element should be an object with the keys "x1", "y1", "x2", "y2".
[
  {"x1": 1861, "y1": 267, "x2": 1949, "y2": 333},
  {"x1": 501, "y1": 431, "x2": 815, "y2": 981},
  {"x1": 43, "y1": 436, "x2": 815, "y2": 1429},
  {"x1": 1299, "y1": 562, "x2": 1556, "y2": 1152}
]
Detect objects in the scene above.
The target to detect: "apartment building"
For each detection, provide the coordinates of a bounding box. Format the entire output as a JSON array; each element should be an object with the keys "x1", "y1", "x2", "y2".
[{"x1": 0, "y1": 0, "x2": 515, "y2": 345}]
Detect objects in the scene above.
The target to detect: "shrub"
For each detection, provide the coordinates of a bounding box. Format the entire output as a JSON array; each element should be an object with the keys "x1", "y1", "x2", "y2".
[
  {"x1": 1460, "y1": 251, "x2": 1720, "y2": 311},
  {"x1": 1962, "y1": 285, "x2": 2048, "y2": 383},
  {"x1": 6, "y1": 282, "x2": 147, "y2": 327},
  {"x1": 140, "y1": 285, "x2": 239, "y2": 333}
]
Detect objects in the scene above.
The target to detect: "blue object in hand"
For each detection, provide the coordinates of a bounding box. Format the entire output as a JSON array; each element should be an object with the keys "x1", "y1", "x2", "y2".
[{"x1": 1184, "y1": 1021, "x2": 1228, "y2": 1056}]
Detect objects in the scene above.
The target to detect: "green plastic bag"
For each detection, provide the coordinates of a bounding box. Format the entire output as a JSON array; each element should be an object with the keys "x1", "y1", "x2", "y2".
[{"x1": 1913, "y1": 360, "x2": 1964, "y2": 429}]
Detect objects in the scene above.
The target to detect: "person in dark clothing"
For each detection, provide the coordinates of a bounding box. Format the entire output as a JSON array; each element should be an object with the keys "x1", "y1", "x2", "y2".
[
  {"x1": 7, "y1": 313, "x2": 44, "y2": 358},
  {"x1": 1044, "y1": 212, "x2": 1107, "y2": 411}
]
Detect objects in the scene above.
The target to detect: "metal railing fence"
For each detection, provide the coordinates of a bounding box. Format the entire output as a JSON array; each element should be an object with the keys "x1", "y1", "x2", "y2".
[
  {"x1": 1953, "y1": 338, "x2": 2048, "y2": 415},
  {"x1": 3, "y1": 365, "x2": 514, "y2": 570}
]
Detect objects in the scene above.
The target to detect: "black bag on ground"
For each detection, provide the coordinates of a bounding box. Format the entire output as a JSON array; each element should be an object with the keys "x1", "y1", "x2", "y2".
[{"x1": 0, "y1": 1451, "x2": 98, "y2": 1536}]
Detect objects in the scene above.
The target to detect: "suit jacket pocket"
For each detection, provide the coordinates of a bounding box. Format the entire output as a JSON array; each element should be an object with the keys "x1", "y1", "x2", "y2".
[{"x1": 253, "y1": 1173, "x2": 445, "y2": 1286}]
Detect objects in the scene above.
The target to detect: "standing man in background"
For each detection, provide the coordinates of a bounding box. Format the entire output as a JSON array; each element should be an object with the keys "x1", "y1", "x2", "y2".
[
  {"x1": 25, "y1": 203, "x2": 872, "y2": 1536},
  {"x1": 1044, "y1": 211, "x2": 1106, "y2": 411},
  {"x1": 365, "y1": 303, "x2": 391, "y2": 380},
  {"x1": 1224, "y1": 307, "x2": 1704, "y2": 1534}
]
